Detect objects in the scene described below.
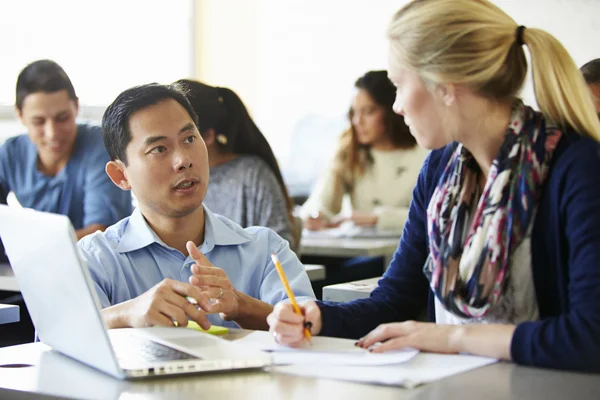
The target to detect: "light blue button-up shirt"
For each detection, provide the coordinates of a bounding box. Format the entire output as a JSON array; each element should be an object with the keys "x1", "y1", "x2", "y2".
[{"x1": 78, "y1": 206, "x2": 315, "y2": 328}]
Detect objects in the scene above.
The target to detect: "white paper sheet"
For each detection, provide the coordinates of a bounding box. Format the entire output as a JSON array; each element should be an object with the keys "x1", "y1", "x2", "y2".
[
  {"x1": 272, "y1": 353, "x2": 498, "y2": 388},
  {"x1": 235, "y1": 331, "x2": 419, "y2": 366}
]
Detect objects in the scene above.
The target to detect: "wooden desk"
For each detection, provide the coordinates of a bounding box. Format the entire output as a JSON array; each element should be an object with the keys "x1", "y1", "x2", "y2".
[
  {"x1": 0, "y1": 304, "x2": 19, "y2": 325},
  {"x1": 0, "y1": 335, "x2": 597, "y2": 399},
  {"x1": 0, "y1": 263, "x2": 18, "y2": 292}
]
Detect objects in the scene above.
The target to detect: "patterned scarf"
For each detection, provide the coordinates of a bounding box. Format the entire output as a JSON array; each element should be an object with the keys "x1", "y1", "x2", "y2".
[{"x1": 424, "y1": 101, "x2": 562, "y2": 318}]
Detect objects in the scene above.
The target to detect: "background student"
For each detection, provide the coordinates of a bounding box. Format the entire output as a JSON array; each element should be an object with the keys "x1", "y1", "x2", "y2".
[
  {"x1": 300, "y1": 70, "x2": 428, "y2": 232},
  {"x1": 176, "y1": 79, "x2": 298, "y2": 251},
  {"x1": 0, "y1": 59, "x2": 132, "y2": 239},
  {"x1": 0, "y1": 59, "x2": 132, "y2": 347},
  {"x1": 298, "y1": 70, "x2": 428, "y2": 296},
  {"x1": 268, "y1": 0, "x2": 600, "y2": 373},
  {"x1": 580, "y1": 58, "x2": 600, "y2": 115}
]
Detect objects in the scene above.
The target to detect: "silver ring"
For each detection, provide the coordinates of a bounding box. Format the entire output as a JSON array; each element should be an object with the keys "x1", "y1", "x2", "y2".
[{"x1": 216, "y1": 287, "x2": 224, "y2": 300}]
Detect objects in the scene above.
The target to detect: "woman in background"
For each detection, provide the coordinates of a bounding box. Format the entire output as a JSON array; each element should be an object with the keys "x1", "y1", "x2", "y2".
[
  {"x1": 176, "y1": 79, "x2": 297, "y2": 250},
  {"x1": 301, "y1": 70, "x2": 428, "y2": 232}
]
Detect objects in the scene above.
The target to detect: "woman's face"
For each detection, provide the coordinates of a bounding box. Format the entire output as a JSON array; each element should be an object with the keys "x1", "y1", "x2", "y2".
[
  {"x1": 388, "y1": 53, "x2": 454, "y2": 150},
  {"x1": 350, "y1": 89, "x2": 389, "y2": 146}
]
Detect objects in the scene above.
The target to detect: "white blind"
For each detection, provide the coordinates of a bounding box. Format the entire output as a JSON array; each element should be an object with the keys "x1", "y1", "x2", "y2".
[{"x1": 0, "y1": 0, "x2": 194, "y2": 108}]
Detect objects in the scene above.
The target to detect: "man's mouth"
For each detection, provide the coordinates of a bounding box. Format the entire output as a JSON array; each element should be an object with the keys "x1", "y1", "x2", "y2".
[{"x1": 173, "y1": 179, "x2": 199, "y2": 190}]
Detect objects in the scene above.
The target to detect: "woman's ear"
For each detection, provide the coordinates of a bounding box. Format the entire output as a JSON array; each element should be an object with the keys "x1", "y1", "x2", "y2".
[
  {"x1": 105, "y1": 160, "x2": 131, "y2": 190},
  {"x1": 435, "y1": 83, "x2": 457, "y2": 107}
]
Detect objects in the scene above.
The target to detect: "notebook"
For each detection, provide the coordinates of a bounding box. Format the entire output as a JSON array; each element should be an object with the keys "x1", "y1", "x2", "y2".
[{"x1": 0, "y1": 204, "x2": 271, "y2": 379}]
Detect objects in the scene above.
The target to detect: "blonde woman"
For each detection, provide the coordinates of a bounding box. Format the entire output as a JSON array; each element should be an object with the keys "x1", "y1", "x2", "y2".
[
  {"x1": 301, "y1": 70, "x2": 428, "y2": 232},
  {"x1": 268, "y1": 0, "x2": 600, "y2": 372}
]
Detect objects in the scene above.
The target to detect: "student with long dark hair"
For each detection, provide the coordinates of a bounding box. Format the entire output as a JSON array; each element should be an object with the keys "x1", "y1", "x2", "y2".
[{"x1": 175, "y1": 80, "x2": 297, "y2": 250}]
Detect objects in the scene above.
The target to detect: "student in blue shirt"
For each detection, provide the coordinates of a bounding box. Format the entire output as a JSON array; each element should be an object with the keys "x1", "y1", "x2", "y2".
[
  {"x1": 268, "y1": 0, "x2": 600, "y2": 372},
  {"x1": 78, "y1": 83, "x2": 314, "y2": 330},
  {"x1": 0, "y1": 60, "x2": 132, "y2": 239}
]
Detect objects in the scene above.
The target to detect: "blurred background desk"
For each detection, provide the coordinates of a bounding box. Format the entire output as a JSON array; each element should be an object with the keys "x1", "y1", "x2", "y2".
[
  {"x1": 300, "y1": 236, "x2": 399, "y2": 260},
  {"x1": 299, "y1": 236, "x2": 399, "y2": 299}
]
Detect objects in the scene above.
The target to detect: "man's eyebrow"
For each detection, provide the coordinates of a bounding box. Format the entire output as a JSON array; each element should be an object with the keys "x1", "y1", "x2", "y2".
[
  {"x1": 179, "y1": 122, "x2": 195, "y2": 134},
  {"x1": 143, "y1": 136, "x2": 167, "y2": 146}
]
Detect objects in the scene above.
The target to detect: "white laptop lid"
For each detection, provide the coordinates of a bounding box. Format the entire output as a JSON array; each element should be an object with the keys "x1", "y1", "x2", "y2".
[{"x1": 0, "y1": 204, "x2": 124, "y2": 378}]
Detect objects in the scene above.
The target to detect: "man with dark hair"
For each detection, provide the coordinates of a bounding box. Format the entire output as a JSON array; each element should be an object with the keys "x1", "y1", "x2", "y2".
[
  {"x1": 78, "y1": 83, "x2": 314, "y2": 330},
  {"x1": 0, "y1": 59, "x2": 132, "y2": 240},
  {"x1": 580, "y1": 58, "x2": 600, "y2": 115}
]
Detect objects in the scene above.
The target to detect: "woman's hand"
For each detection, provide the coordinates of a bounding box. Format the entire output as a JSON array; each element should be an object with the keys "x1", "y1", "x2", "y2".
[
  {"x1": 267, "y1": 300, "x2": 322, "y2": 346},
  {"x1": 356, "y1": 321, "x2": 515, "y2": 360},
  {"x1": 356, "y1": 321, "x2": 464, "y2": 354}
]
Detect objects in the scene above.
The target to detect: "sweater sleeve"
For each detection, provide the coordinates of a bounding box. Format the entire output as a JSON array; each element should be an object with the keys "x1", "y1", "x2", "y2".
[
  {"x1": 373, "y1": 206, "x2": 410, "y2": 231},
  {"x1": 299, "y1": 160, "x2": 346, "y2": 220},
  {"x1": 316, "y1": 151, "x2": 440, "y2": 339},
  {"x1": 511, "y1": 138, "x2": 600, "y2": 372}
]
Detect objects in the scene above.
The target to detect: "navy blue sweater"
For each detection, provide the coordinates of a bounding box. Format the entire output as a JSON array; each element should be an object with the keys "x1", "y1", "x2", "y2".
[{"x1": 318, "y1": 132, "x2": 600, "y2": 372}]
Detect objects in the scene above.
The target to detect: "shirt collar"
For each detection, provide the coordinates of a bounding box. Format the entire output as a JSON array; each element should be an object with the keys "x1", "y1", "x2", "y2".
[{"x1": 115, "y1": 205, "x2": 250, "y2": 254}]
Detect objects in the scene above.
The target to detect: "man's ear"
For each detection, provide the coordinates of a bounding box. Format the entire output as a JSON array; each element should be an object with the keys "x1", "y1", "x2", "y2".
[
  {"x1": 14, "y1": 106, "x2": 23, "y2": 123},
  {"x1": 106, "y1": 160, "x2": 131, "y2": 190},
  {"x1": 202, "y1": 128, "x2": 216, "y2": 146}
]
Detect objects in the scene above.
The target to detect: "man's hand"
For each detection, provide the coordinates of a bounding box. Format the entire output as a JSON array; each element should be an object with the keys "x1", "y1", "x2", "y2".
[
  {"x1": 186, "y1": 241, "x2": 240, "y2": 321},
  {"x1": 102, "y1": 278, "x2": 212, "y2": 329}
]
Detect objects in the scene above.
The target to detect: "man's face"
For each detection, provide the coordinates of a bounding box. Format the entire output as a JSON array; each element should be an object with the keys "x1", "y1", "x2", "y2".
[
  {"x1": 17, "y1": 90, "x2": 78, "y2": 170},
  {"x1": 120, "y1": 98, "x2": 209, "y2": 220}
]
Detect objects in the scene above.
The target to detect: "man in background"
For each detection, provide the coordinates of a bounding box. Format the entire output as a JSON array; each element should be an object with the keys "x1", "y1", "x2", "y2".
[
  {"x1": 0, "y1": 60, "x2": 132, "y2": 346},
  {"x1": 580, "y1": 58, "x2": 600, "y2": 116}
]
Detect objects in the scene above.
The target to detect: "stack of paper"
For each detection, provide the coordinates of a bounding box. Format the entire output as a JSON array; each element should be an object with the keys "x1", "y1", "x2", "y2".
[{"x1": 235, "y1": 331, "x2": 497, "y2": 388}]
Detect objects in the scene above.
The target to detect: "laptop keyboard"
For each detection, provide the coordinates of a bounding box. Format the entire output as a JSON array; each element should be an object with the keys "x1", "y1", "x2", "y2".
[{"x1": 110, "y1": 332, "x2": 201, "y2": 365}]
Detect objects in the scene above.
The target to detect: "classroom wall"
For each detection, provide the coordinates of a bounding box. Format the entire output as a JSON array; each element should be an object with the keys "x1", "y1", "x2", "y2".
[{"x1": 194, "y1": 0, "x2": 600, "y2": 192}]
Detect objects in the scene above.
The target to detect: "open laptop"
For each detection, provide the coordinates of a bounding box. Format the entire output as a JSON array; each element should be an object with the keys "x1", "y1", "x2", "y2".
[{"x1": 0, "y1": 204, "x2": 271, "y2": 379}]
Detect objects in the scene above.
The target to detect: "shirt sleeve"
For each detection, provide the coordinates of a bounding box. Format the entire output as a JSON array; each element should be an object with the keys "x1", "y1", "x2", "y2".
[
  {"x1": 511, "y1": 138, "x2": 600, "y2": 372},
  {"x1": 82, "y1": 128, "x2": 132, "y2": 227},
  {"x1": 258, "y1": 230, "x2": 316, "y2": 304},
  {"x1": 299, "y1": 159, "x2": 347, "y2": 220},
  {"x1": 316, "y1": 152, "x2": 440, "y2": 339},
  {"x1": 77, "y1": 234, "x2": 114, "y2": 309},
  {"x1": 247, "y1": 161, "x2": 294, "y2": 246}
]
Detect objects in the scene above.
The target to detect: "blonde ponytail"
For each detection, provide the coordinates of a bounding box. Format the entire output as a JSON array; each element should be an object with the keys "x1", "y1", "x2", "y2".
[{"x1": 523, "y1": 28, "x2": 600, "y2": 140}]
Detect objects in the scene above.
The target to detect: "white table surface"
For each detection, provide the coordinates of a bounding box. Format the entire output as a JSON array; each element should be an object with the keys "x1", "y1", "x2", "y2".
[{"x1": 0, "y1": 335, "x2": 598, "y2": 400}]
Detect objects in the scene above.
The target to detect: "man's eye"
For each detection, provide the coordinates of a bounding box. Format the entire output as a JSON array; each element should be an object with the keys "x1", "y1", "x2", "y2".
[
  {"x1": 150, "y1": 146, "x2": 166, "y2": 154},
  {"x1": 184, "y1": 135, "x2": 196, "y2": 144}
]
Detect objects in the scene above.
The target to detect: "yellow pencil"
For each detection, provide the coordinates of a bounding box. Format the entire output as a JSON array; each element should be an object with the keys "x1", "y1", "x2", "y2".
[{"x1": 270, "y1": 253, "x2": 312, "y2": 344}]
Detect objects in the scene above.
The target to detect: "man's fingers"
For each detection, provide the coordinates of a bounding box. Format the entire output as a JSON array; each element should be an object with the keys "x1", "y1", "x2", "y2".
[
  {"x1": 189, "y1": 273, "x2": 229, "y2": 288},
  {"x1": 157, "y1": 302, "x2": 188, "y2": 327},
  {"x1": 190, "y1": 264, "x2": 224, "y2": 278},
  {"x1": 186, "y1": 241, "x2": 213, "y2": 266}
]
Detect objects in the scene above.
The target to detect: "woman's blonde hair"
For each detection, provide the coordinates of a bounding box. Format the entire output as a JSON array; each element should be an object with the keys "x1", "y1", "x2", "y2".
[{"x1": 387, "y1": 0, "x2": 600, "y2": 141}]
